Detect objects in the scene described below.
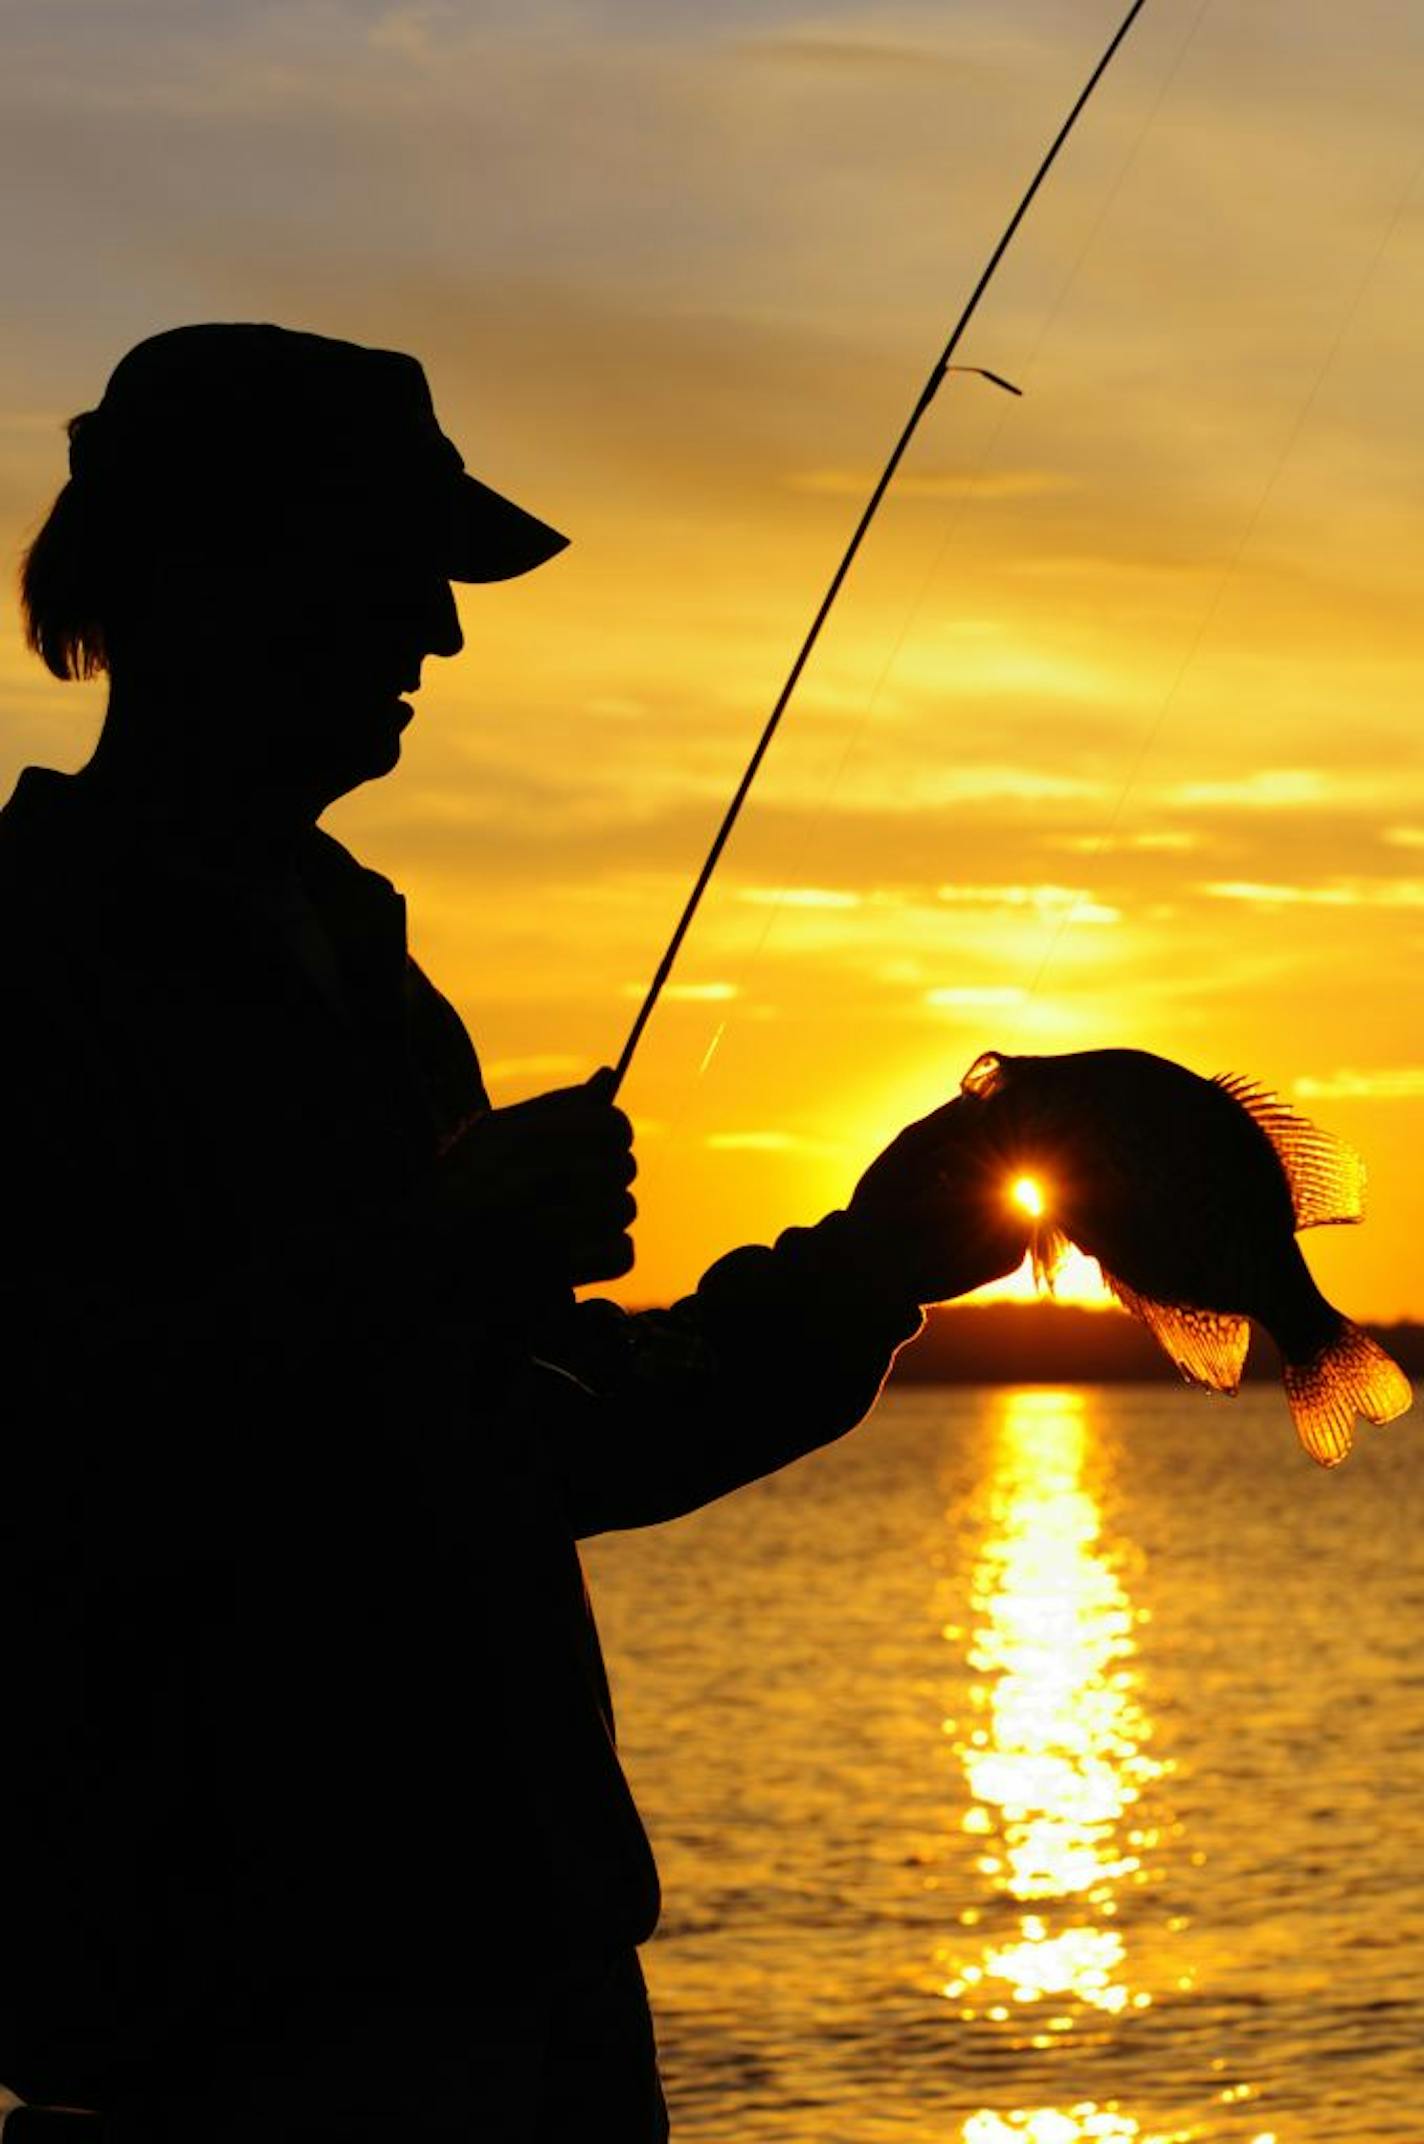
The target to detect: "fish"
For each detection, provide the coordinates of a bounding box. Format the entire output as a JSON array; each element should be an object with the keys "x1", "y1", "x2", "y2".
[{"x1": 960, "y1": 1046, "x2": 1413, "y2": 1466}]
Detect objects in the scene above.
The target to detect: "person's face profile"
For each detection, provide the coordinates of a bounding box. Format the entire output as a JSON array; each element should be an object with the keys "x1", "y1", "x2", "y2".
[{"x1": 225, "y1": 511, "x2": 466, "y2": 799}]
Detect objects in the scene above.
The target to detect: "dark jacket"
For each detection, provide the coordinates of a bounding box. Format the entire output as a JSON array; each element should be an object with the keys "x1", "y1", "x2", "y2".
[{"x1": 0, "y1": 765, "x2": 920, "y2": 2058}]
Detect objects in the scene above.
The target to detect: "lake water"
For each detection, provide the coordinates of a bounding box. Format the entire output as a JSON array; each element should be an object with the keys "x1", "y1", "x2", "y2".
[{"x1": 582, "y1": 1384, "x2": 1423, "y2": 2144}]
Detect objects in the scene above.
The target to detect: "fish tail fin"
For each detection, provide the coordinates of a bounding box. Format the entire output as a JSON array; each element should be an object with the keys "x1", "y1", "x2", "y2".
[{"x1": 1283, "y1": 1319, "x2": 1413, "y2": 1467}]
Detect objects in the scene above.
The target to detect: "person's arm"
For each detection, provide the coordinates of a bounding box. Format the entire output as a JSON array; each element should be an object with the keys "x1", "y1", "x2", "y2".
[
  {"x1": 523, "y1": 1211, "x2": 923, "y2": 1537},
  {"x1": 527, "y1": 1090, "x2": 1027, "y2": 1536},
  {"x1": 0, "y1": 942, "x2": 629, "y2": 1395}
]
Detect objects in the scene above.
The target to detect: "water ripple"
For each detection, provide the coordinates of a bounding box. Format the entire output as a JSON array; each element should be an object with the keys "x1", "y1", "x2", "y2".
[{"x1": 585, "y1": 1385, "x2": 1423, "y2": 2141}]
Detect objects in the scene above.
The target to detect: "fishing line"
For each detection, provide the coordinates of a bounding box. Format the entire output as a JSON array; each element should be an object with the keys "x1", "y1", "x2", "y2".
[
  {"x1": 1011, "y1": 133, "x2": 1424, "y2": 1033},
  {"x1": 610, "y1": 0, "x2": 1155, "y2": 1097},
  {"x1": 629, "y1": 450, "x2": 1012, "y2": 1191},
  {"x1": 679, "y1": 383, "x2": 1025, "y2": 1093},
  {"x1": 674, "y1": 0, "x2": 1216, "y2": 1097}
]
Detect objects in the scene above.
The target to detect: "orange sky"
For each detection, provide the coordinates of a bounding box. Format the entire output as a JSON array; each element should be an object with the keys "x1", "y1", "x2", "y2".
[{"x1": 2, "y1": 0, "x2": 1421, "y2": 1318}]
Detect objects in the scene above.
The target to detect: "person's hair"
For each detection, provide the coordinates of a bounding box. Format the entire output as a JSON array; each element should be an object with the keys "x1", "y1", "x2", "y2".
[{"x1": 20, "y1": 414, "x2": 112, "y2": 682}]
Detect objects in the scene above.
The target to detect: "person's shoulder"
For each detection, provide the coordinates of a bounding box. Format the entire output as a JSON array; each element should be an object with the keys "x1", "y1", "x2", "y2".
[
  {"x1": 0, "y1": 763, "x2": 64, "y2": 839},
  {"x1": 0, "y1": 769, "x2": 117, "y2": 1002},
  {"x1": 0, "y1": 764, "x2": 101, "y2": 864},
  {"x1": 0, "y1": 766, "x2": 83, "y2": 907}
]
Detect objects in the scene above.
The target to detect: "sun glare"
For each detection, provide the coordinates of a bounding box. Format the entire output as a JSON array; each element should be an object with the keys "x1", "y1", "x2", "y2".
[
  {"x1": 1011, "y1": 1175, "x2": 1046, "y2": 1219},
  {"x1": 945, "y1": 1390, "x2": 1186, "y2": 2143}
]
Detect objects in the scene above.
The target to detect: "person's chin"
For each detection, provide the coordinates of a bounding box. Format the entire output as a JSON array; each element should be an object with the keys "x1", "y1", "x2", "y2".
[
  {"x1": 317, "y1": 726, "x2": 405, "y2": 802},
  {"x1": 354, "y1": 699, "x2": 413, "y2": 778},
  {"x1": 357, "y1": 732, "x2": 405, "y2": 784}
]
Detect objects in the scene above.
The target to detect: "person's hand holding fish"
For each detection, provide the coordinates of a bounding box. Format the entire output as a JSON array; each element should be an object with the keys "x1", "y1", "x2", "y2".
[{"x1": 847, "y1": 1087, "x2": 1030, "y2": 1306}]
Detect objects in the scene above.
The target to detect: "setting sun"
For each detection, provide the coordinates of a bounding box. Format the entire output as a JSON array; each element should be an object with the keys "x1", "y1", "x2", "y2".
[{"x1": 1011, "y1": 1176, "x2": 1046, "y2": 1220}]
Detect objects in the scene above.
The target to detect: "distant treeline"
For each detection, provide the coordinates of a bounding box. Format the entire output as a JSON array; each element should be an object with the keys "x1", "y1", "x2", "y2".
[{"x1": 891, "y1": 1303, "x2": 1424, "y2": 1386}]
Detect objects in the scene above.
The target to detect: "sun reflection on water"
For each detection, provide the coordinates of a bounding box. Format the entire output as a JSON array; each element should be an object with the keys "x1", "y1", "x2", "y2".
[
  {"x1": 965, "y1": 2111, "x2": 1151, "y2": 2144},
  {"x1": 944, "y1": 1389, "x2": 1179, "y2": 2143},
  {"x1": 959, "y1": 1391, "x2": 1160, "y2": 1925}
]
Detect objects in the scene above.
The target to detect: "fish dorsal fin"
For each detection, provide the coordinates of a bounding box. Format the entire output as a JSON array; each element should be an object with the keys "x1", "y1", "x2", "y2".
[
  {"x1": 1108, "y1": 1275, "x2": 1250, "y2": 1395},
  {"x1": 1213, "y1": 1073, "x2": 1366, "y2": 1229}
]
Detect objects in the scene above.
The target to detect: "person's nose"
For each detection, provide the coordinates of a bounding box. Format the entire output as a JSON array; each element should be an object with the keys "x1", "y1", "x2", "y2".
[{"x1": 424, "y1": 577, "x2": 463, "y2": 661}]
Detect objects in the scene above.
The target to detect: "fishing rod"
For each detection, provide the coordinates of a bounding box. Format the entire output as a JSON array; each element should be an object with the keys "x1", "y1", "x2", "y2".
[{"x1": 610, "y1": 0, "x2": 1151, "y2": 1096}]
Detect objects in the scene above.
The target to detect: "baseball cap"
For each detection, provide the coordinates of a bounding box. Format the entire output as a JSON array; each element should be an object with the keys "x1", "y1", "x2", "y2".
[{"x1": 65, "y1": 323, "x2": 569, "y2": 582}]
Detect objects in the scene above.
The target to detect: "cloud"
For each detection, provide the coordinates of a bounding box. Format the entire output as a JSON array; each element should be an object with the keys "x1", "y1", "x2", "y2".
[
  {"x1": 366, "y1": 5, "x2": 455, "y2": 62},
  {"x1": 737, "y1": 885, "x2": 863, "y2": 909},
  {"x1": 936, "y1": 882, "x2": 1120, "y2": 923},
  {"x1": 1204, "y1": 878, "x2": 1424, "y2": 910},
  {"x1": 622, "y1": 980, "x2": 738, "y2": 1003},
  {"x1": 1167, "y1": 770, "x2": 1333, "y2": 811},
  {"x1": 916, "y1": 768, "x2": 1109, "y2": 804},
  {"x1": 925, "y1": 985, "x2": 1027, "y2": 1009},
  {"x1": 583, "y1": 695, "x2": 650, "y2": 721},
  {"x1": 729, "y1": 32, "x2": 990, "y2": 75},
  {"x1": 1052, "y1": 830, "x2": 1201, "y2": 855},
  {"x1": 1295, "y1": 1069, "x2": 1424, "y2": 1102},
  {"x1": 479, "y1": 1050, "x2": 582, "y2": 1082},
  {"x1": 786, "y1": 466, "x2": 1071, "y2": 502}
]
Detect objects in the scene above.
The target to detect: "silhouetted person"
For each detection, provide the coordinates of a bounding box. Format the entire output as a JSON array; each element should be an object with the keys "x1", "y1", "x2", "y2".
[{"x1": 0, "y1": 325, "x2": 1026, "y2": 2141}]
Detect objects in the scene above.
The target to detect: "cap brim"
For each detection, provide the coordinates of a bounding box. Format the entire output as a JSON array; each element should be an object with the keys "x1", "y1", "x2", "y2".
[{"x1": 447, "y1": 472, "x2": 569, "y2": 582}]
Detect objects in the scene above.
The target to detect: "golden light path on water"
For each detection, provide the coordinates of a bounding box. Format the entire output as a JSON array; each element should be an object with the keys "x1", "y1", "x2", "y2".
[{"x1": 941, "y1": 1390, "x2": 1274, "y2": 2144}]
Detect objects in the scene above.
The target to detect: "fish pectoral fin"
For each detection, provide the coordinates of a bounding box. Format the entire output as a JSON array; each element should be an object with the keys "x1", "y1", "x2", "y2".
[
  {"x1": 1031, "y1": 1223, "x2": 1073, "y2": 1294},
  {"x1": 1107, "y1": 1276, "x2": 1249, "y2": 1395},
  {"x1": 1283, "y1": 1321, "x2": 1413, "y2": 1468},
  {"x1": 1213, "y1": 1073, "x2": 1366, "y2": 1228}
]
